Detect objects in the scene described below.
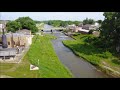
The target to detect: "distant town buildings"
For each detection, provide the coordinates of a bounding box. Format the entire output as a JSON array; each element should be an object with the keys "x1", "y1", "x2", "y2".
[{"x1": 66, "y1": 22, "x2": 100, "y2": 34}]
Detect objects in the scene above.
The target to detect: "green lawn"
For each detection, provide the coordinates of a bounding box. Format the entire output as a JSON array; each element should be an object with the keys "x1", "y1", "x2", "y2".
[
  {"x1": 28, "y1": 34, "x2": 73, "y2": 78},
  {"x1": 62, "y1": 34, "x2": 120, "y2": 77},
  {"x1": 0, "y1": 34, "x2": 72, "y2": 78}
]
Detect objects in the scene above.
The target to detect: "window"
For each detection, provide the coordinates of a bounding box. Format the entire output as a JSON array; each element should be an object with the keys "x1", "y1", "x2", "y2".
[{"x1": 8, "y1": 42, "x2": 10, "y2": 45}]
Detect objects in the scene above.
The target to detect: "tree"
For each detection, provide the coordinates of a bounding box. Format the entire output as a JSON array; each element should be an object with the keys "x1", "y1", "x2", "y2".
[
  {"x1": 6, "y1": 21, "x2": 21, "y2": 33},
  {"x1": 73, "y1": 21, "x2": 80, "y2": 26},
  {"x1": 83, "y1": 18, "x2": 95, "y2": 25},
  {"x1": 83, "y1": 18, "x2": 88, "y2": 25},
  {"x1": 97, "y1": 20, "x2": 102, "y2": 24},
  {"x1": 15, "y1": 17, "x2": 38, "y2": 33},
  {"x1": 6, "y1": 17, "x2": 38, "y2": 33},
  {"x1": 88, "y1": 19, "x2": 95, "y2": 24},
  {"x1": 46, "y1": 20, "x2": 81, "y2": 27},
  {"x1": 100, "y1": 12, "x2": 120, "y2": 52}
]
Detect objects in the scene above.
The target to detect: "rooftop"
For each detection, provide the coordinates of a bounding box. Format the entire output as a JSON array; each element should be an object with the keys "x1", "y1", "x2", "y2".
[{"x1": 16, "y1": 29, "x2": 31, "y2": 35}]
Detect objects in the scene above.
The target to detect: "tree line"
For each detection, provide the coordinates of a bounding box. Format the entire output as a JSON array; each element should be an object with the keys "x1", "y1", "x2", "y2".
[
  {"x1": 43, "y1": 20, "x2": 81, "y2": 27},
  {"x1": 41, "y1": 19, "x2": 102, "y2": 27}
]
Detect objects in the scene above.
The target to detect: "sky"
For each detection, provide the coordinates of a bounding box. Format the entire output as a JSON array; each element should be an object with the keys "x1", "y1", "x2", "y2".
[{"x1": 0, "y1": 12, "x2": 104, "y2": 21}]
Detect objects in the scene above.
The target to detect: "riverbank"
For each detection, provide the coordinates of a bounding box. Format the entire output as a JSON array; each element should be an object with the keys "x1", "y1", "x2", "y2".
[{"x1": 62, "y1": 34, "x2": 120, "y2": 77}]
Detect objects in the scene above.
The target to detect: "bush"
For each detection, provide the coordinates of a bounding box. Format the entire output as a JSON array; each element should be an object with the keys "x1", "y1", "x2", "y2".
[
  {"x1": 84, "y1": 35, "x2": 95, "y2": 44},
  {"x1": 97, "y1": 51, "x2": 112, "y2": 58},
  {"x1": 92, "y1": 37, "x2": 106, "y2": 48},
  {"x1": 63, "y1": 29, "x2": 68, "y2": 33},
  {"x1": 73, "y1": 33, "x2": 80, "y2": 36},
  {"x1": 88, "y1": 30, "x2": 94, "y2": 34},
  {"x1": 112, "y1": 59, "x2": 120, "y2": 65}
]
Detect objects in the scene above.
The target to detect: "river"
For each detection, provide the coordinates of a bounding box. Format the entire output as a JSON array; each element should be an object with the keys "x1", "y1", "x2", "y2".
[{"x1": 43, "y1": 24, "x2": 110, "y2": 78}]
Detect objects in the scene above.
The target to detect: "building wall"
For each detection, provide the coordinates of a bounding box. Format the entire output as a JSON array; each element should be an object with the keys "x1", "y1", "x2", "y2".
[
  {"x1": 0, "y1": 33, "x2": 32, "y2": 48},
  {"x1": 25, "y1": 35, "x2": 32, "y2": 47}
]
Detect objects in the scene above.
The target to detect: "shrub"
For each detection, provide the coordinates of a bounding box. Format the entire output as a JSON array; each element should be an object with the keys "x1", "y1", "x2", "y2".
[
  {"x1": 112, "y1": 59, "x2": 120, "y2": 65},
  {"x1": 88, "y1": 30, "x2": 94, "y2": 34},
  {"x1": 73, "y1": 33, "x2": 80, "y2": 36},
  {"x1": 97, "y1": 51, "x2": 112, "y2": 58}
]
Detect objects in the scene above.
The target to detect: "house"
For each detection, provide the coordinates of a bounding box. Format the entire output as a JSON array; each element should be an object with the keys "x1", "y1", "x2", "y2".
[
  {"x1": 16, "y1": 29, "x2": 31, "y2": 35},
  {"x1": 0, "y1": 29, "x2": 32, "y2": 48},
  {"x1": 78, "y1": 29, "x2": 89, "y2": 34},
  {"x1": 70, "y1": 26, "x2": 89, "y2": 34},
  {"x1": 72, "y1": 26, "x2": 81, "y2": 32},
  {"x1": 66, "y1": 22, "x2": 101, "y2": 34},
  {"x1": 82, "y1": 24, "x2": 92, "y2": 30},
  {"x1": 78, "y1": 23, "x2": 83, "y2": 27},
  {"x1": 82, "y1": 24, "x2": 100, "y2": 30},
  {"x1": 66, "y1": 24, "x2": 76, "y2": 30},
  {"x1": 78, "y1": 22, "x2": 100, "y2": 30}
]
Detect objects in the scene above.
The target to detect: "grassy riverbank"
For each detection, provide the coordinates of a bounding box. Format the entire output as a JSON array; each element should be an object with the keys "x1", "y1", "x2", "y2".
[
  {"x1": 62, "y1": 34, "x2": 120, "y2": 77},
  {"x1": 28, "y1": 34, "x2": 73, "y2": 78},
  {"x1": 0, "y1": 34, "x2": 73, "y2": 78}
]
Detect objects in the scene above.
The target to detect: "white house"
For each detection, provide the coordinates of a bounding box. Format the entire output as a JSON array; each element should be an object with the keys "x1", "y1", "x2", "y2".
[{"x1": 66, "y1": 24, "x2": 76, "y2": 30}]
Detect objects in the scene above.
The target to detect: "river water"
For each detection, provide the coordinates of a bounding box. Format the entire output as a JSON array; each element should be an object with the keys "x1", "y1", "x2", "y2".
[{"x1": 44, "y1": 24, "x2": 110, "y2": 78}]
